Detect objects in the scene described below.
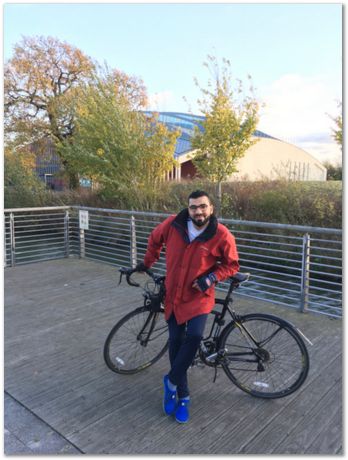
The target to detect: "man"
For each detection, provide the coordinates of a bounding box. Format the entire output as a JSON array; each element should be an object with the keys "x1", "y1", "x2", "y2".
[{"x1": 136, "y1": 190, "x2": 239, "y2": 423}]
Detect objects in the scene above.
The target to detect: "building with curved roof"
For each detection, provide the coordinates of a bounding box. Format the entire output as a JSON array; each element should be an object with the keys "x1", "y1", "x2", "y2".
[{"x1": 145, "y1": 111, "x2": 327, "y2": 181}]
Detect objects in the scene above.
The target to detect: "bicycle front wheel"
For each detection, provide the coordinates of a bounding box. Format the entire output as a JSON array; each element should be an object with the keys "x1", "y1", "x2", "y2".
[
  {"x1": 220, "y1": 313, "x2": 309, "y2": 398},
  {"x1": 104, "y1": 307, "x2": 169, "y2": 374}
]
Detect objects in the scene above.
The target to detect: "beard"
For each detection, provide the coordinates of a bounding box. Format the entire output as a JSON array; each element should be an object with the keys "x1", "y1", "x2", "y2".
[{"x1": 191, "y1": 215, "x2": 211, "y2": 227}]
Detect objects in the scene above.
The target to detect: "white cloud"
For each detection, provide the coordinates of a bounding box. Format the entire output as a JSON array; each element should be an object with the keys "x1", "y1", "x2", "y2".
[
  {"x1": 147, "y1": 90, "x2": 176, "y2": 112},
  {"x1": 296, "y1": 141, "x2": 342, "y2": 165},
  {"x1": 258, "y1": 74, "x2": 342, "y2": 164}
]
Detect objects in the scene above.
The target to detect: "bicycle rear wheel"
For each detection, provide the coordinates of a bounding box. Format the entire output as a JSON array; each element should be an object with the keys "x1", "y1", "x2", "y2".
[
  {"x1": 220, "y1": 313, "x2": 309, "y2": 398},
  {"x1": 104, "y1": 307, "x2": 169, "y2": 374}
]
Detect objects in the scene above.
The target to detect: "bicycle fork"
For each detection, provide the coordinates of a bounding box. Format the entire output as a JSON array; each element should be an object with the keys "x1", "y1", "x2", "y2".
[{"x1": 137, "y1": 312, "x2": 158, "y2": 346}]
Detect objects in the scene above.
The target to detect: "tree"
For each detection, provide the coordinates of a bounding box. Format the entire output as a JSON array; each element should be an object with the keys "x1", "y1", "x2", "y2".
[
  {"x1": 59, "y1": 77, "x2": 179, "y2": 206},
  {"x1": 323, "y1": 161, "x2": 342, "y2": 180},
  {"x1": 190, "y1": 56, "x2": 260, "y2": 216},
  {"x1": 330, "y1": 101, "x2": 342, "y2": 150},
  {"x1": 4, "y1": 146, "x2": 47, "y2": 207},
  {"x1": 4, "y1": 36, "x2": 95, "y2": 187},
  {"x1": 5, "y1": 36, "x2": 95, "y2": 143},
  {"x1": 4, "y1": 36, "x2": 148, "y2": 189}
]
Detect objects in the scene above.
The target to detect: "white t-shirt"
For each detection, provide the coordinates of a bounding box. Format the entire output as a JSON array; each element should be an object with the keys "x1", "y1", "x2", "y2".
[{"x1": 187, "y1": 219, "x2": 205, "y2": 242}]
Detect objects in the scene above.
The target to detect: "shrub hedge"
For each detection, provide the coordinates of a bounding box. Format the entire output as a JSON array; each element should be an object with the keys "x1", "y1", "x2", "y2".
[{"x1": 5, "y1": 179, "x2": 342, "y2": 229}]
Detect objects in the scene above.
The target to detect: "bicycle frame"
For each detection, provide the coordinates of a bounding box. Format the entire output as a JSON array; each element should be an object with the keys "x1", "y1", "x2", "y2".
[
  {"x1": 128, "y1": 268, "x2": 266, "y2": 359},
  {"x1": 106, "y1": 267, "x2": 310, "y2": 398},
  {"x1": 206, "y1": 281, "x2": 261, "y2": 352},
  {"x1": 199, "y1": 281, "x2": 286, "y2": 377},
  {"x1": 137, "y1": 312, "x2": 165, "y2": 346}
]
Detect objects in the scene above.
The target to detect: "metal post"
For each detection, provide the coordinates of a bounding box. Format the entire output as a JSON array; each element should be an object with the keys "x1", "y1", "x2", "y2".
[
  {"x1": 78, "y1": 209, "x2": 89, "y2": 259},
  {"x1": 10, "y1": 213, "x2": 15, "y2": 267},
  {"x1": 79, "y1": 229, "x2": 85, "y2": 258},
  {"x1": 4, "y1": 217, "x2": 7, "y2": 268},
  {"x1": 64, "y1": 210, "x2": 70, "y2": 258},
  {"x1": 130, "y1": 215, "x2": 137, "y2": 268},
  {"x1": 300, "y1": 233, "x2": 311, "y2": 312}
]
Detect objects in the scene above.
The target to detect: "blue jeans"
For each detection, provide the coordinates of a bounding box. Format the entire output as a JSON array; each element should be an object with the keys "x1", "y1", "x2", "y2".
[{"x1": 167, "y1": 313, "x2": 208, "y2": 399}]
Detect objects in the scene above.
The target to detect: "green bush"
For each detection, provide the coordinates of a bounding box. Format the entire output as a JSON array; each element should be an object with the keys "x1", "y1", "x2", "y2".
[
  {"x1": 4, "y1": 149, "x2": 49, "y2": 208},
  {"x1": 220, "y1": 180, "x2": 341, "y2": 228},
  {"x1": 5, "y1": 177, "x2": 342, "y2": 229}
]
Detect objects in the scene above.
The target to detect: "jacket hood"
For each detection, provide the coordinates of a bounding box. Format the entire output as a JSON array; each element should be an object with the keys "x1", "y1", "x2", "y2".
[{"x1": 171, "y1": 208, "x2": 218, "y2": 243}]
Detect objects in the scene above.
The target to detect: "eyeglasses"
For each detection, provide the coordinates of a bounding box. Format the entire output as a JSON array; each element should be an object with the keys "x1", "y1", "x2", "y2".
[{"x1": 188, "y1": 204, "x2": 209, "y2": 211}]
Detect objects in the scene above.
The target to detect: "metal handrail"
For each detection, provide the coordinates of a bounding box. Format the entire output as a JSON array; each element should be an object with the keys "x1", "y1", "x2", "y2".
[
  {"x1": 5, "y1": 206, "x2": 70, "y2": 212},
  {"x1": 4, "y1": 206, "x2": 342, "y2": 318},
  {"x1": 70, "y1": 205, "x2": 342, "y2": 235}
]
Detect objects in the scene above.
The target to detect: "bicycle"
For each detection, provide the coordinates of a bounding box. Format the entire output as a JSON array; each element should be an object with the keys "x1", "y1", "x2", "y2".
[{"x1": 104, "y1": 267, "x2": 311, "y2": 399}]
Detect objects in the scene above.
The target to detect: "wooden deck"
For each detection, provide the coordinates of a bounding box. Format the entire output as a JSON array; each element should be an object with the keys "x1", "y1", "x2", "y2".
[{"x1": 4, "y1": 258, "x2": 342, "y2": 454}]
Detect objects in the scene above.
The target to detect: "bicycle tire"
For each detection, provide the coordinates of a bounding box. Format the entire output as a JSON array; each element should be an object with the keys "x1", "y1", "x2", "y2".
[
  {"x1": 104, "y1": 306, "x2": 169, "y2": 374},
  {"x1": 219, "y1": 313, "x2": 309, "y2": 399}
]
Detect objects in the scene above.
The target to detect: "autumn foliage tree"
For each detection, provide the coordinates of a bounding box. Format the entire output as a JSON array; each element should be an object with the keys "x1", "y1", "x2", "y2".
[
  {"x1": 4, "y1": 36, "x2": 149, "y2": 189},
  {"x1": 4, "y1": 36, "x2": 96, "y2": 187},
  {"x1": 4, "y1": 36, "x2": 95, "y2": 140},
  {"x1": 191, "y1": 56, "x2": 260, "y2": 216}
]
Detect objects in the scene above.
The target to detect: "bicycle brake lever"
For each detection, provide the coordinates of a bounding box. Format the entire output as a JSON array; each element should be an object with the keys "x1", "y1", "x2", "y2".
[
  {"x1": 118, "y1": 267, "x2": 147, "y2": 287},
  {"x1": 118, "y1": 267, "x2": 132, "y2": 286},
  {"x1": 127, "y1": 274, "x2": 140, "y2": 287},
  {"x1": 126, "y1": 268, "x2": 140, "y2": 287},
  {"x1": 118, "y1": 269, "x2": 125, "y2": 286}
]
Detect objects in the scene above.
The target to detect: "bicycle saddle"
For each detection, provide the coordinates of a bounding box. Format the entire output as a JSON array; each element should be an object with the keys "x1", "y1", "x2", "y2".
[{"x1": 230, "y1": 272, "x2": 250, "y2": 284}]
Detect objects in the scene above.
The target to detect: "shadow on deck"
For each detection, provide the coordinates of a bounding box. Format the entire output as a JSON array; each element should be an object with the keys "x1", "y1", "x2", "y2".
[{"x1": 4, "y1": 258, "x2": 342, "y2": 454}]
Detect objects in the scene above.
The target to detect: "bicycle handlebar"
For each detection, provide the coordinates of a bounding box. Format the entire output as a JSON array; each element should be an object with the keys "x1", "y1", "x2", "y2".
[
  {"x1": 118, "y1": 267, "x2": 160, "y2": 287},
  {"x1": 119, "y1": 266, "x2": 250, "y2": 290}
]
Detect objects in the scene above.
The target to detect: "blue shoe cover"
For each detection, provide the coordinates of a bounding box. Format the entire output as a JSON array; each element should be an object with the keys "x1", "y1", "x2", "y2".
[
  {"x1": 163, "y1": 375, "x2": 176, "y2": 415},
  {"x1": 175, "y1": 398, "x2": 190, "y2": 423}
]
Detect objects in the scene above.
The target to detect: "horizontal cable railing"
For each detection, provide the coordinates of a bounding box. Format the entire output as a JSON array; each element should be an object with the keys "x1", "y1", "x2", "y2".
[
  {"x1": 4, "y1": 207, "x2": 71, "y2": 266},
  {"x1": 4, "y1": 206, "x2": 342, "y2": 318}
]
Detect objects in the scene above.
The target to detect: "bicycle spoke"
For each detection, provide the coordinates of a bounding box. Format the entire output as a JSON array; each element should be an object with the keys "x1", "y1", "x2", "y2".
[
  {"x1": 221, "y1": 314, "x2": 309, "y2": 398},
  {"x1": 104, "y1": 308, "x2": 168, "y2": 373}
]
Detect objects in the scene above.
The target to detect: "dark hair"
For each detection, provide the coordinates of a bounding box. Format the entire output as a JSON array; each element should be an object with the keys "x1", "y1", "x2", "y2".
[{"x1": 188, "y1": 190, "x2": 212, "y2": 204}]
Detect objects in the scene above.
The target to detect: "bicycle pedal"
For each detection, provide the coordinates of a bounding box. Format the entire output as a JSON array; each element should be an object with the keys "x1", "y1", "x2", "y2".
[
  {"x1": 205, "y1": 352, "x2": 218, "y2": 363},
  {"x1": 190, "y1": 360, "x2": 205, "y2": 368}
]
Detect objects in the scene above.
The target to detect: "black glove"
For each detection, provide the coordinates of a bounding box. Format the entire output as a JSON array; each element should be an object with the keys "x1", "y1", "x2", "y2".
[
  {"x1": 135, "y1": 262, "x2": 148, "y2": 272},
  {"x1": 196, "y1": 273, "x2": 217, "y2": 292}
]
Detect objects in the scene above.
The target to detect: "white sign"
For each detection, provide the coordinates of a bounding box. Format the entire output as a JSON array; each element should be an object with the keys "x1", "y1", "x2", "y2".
[{"x1": 79, "y1": 210, "x2": 89, "y2": 230}]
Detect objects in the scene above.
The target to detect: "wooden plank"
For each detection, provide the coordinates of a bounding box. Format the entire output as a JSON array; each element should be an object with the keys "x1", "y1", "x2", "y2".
[
  {"x1": 66, "y1": 324, "x2": 340, "y2": 454},
  {"x1": 271, "y1": 381, "x2": 342, "y2": 454},
  {"x1": 231, "y1": 352, "x2": 342, "y2": 455},
  {"x1": 5, "y1": 258, "x2": 342, "y2": 455},
  {"x1": 305, "y1": 402, "x2": 342, "y2": 454},
  {"x1": 134, "y1": 335, "x2": 341, "y2": 455},
  {"x1": 68, "y1": 365, "x2": 244, "y2": 452}
]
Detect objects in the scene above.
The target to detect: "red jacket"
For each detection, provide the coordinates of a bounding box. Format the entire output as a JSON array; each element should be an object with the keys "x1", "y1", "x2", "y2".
[{"x1": 144, "y1": 209, "x2": 240, "y2": 324}]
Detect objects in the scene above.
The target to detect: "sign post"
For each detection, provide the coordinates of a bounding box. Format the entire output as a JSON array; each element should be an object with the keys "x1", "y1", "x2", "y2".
[{"x1": 79, "y1": 210, "x2": 89, "y2": 258}]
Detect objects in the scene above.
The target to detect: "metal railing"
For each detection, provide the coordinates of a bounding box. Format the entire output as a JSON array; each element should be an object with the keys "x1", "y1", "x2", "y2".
[
  {"x1": 4, "y1": 207, "x2": 71, "y2": 266},
  {"x1": 4, "y1": 206, "x2": 342, "y2": 318}
]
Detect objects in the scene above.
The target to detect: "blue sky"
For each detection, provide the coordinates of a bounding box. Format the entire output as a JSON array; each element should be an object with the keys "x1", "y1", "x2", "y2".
[{"x1": 3, "y1": 2, "x2": 343, "y2": 163}]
